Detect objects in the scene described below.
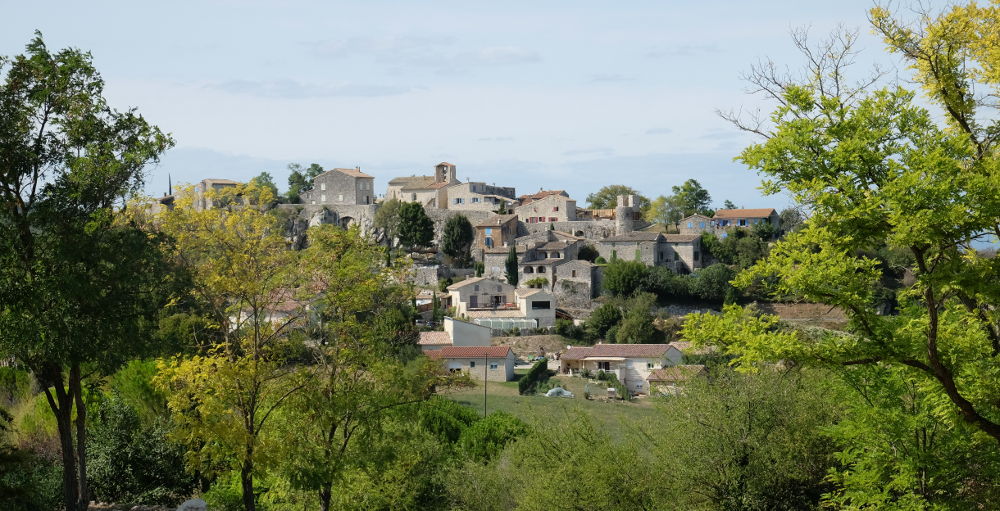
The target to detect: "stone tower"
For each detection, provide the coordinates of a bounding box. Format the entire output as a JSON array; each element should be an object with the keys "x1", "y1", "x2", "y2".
[
  {"x1": 615, "y1": 194, "x2": 636, "y2": 235},
  {"x1": 434, "y1": 162, "x2": 457, "y2": 184}
]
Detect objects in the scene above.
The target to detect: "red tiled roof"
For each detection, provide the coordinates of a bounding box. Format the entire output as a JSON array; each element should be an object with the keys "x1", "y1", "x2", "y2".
[
  {"x1": 562, "y1": 343, "x2": 675, "y2": 360},
  {"x1": 418, "y1": 331, "x2": 451, "y2": 346},
  {"x1": 332, "y1": 167, "x2": 374, "y2": 179},
  {"x1": 713, "y1": 208, "x2": 776, "y2": 219},
  {"x1": 437, "y1": 346, "x2": 512, "y2": 358},
  {"x1": 518, "y1": 190, "x2": 568, "y2": 203},
  {"x1": 475, "y1": 214, "x2": 518, "y2": 228}
]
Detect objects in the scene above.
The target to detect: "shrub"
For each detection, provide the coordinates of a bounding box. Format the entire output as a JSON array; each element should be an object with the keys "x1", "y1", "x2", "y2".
[
  {"x1": 602, "y1": 259, "x2": 649, "y2": 297},
  {"x1": 594, "y1": 256, "x2": 607, "y2": 265},
  {"x1": 555, "y1": 319, "x2": 585, "y2": 340},
  {"x1": 524, "y1": 277, "x2": 548, "y2": 288},
  {"x1": 585, "y1": 303, "x2": 621, "y2": 340},
  {"x1": 578, "y1": 244, "x2": 599, "y2": 262},
  {"x1": 418, "y1": 396, "x2": 481, "y2": 444},
  {"x1": 438, "y1": 277, "x2": 453, "y2": 293},
  {"x1": 458, "y1": 411, "x2": 529, "y2": 462},
  {"x1": 518, "y1": 358, "x2": 550, "y2": 395}
]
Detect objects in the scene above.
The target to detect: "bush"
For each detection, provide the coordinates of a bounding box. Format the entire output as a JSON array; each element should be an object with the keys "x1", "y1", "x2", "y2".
[
  {"x1": 438, "y1": 277, "x2": 453, "y2": 293},
  {"x1": 690, "y1": 263, "x2": 736, "y2": 302},
  {"x1": 578, "y1": 244, "x2": 599, "y2": 262},
  {"x1": 418, "y1": 396, "x2": 481, "y2": 444},
  {"x1": 524, "y1": 277, "x2": 548, "y2": 289},
  {"x1": 594, "y1": 256, "x2": 607, "y2": 265},
  {"x1": 585, "y1": 303, "x2": 621, "y2": 340},
  {"x1": 458, "y1": 411, "x2": 529, "y2": 462},
  {"x1": 555, "y1": 319, "x2": 585, "y2": 340},
  {"x1": 602, "y1": 259, "x2": 650, "y2": 297},
  {"x1": 518, "y1": 358, "x2": 550, "y2": 395}
]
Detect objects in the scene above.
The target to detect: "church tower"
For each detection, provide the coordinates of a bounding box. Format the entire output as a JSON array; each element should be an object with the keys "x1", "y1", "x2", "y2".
[{"x1": 434, "y1": 162, "x2": 457, "y2": 184}]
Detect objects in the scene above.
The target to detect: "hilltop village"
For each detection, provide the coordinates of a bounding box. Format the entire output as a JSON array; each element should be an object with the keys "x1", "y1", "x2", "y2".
[{"x1": 155, "y1": 161, "x2": 793, "y2": 394}]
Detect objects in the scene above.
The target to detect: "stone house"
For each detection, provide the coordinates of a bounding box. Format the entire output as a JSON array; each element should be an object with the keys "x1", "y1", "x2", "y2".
[
  {"x1": 447, "y1": 277, "x2": 516, "y2": 315},
  {"x1": 475, "y1": 214, "x2": 519, "y2": 251},
  {"x1": 446, "y1": 181, "x2": 517, "y2": 211},
  {"x1": 677, "y1": 214, "x2": 714, "y2": 235},
  {"x1": 712, "y1": 208, "x2": 780, "y2": 231},
  {"x1": 596, "y1": 232, "x2": 703, "y2": 273},
  {"x1": 514, "y1": 192, "x2": 577, "y2": 223},
  {"x1": 552, "y1": 259, "x2": 598, "y2": 310},
  {"x1": 301, "y1": 167, "x2": 375, "y2": 206},
  {"x1": 385, "y1": 162, "x2": 457, "y2": 207},
  {"x1": 559, "y1": 343, "x2": 686, "y2": 395},
  {"x1": 519, "y1": 239, "x2": 581, "y2": 285},
  {"x1": 426, "y1": 345, "x2": 516, "y2": 382},
  {"x1": 446, "y1": 278, "x2": 556, "y2": 329},
  {"x1": 194, "y1": 178, "x2": 240, "y2": 211}
]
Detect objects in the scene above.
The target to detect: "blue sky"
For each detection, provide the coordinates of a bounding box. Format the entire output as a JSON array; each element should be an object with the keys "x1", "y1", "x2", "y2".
[{"x1": 3, "y1": 1, "x2": 898, "y2": 209}]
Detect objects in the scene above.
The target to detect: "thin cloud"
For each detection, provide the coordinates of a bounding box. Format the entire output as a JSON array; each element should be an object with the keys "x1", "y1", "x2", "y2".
[
  {"x1": 645, "y1": 127, "x2": 673, "y2": 135},
  {"x1": 207, "y1": 79, "x2": 413, "y2": 99},
  {"x1": 646, "y1": 43, "x2": 721, "y2": 58}
]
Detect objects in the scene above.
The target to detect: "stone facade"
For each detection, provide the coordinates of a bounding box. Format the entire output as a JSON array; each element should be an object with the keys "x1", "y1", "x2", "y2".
[
  {"x1": 474, "y1": 214, "x2": 519, "y2": 251},
  {"x1": 446, "y1": 181, "x2": 516, "y2": 211},
  {"x1": 678, "y1": 214, "x2": 713, "y2": 235},
  {"x1": 713, "y1": 208, "x2": 780, "y2": 231},
  {"x1": 515, "y1": 193, "x2": 577, "y2": 223},
  {"x1": 301, "y1": 168, "x2": 375, "y2": 206},
  {"x1": 596, "y1": 232, "x2": 703, "y2": 273},
  {"x1": 194, "y1": 178, "x2": 240, "y2": 211},
  {"x1": 552, "y1": 259, "x2": 597, "y2": 310}
]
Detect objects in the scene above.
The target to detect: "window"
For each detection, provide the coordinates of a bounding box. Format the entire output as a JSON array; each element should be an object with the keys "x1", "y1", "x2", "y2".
[
  {"x1": 738, "y1": 219, "x2": 747, "y2": 226},
  {"x1": 472, "y1": 197, "x2": 480, "y2": 203},
  {"x1": 321, "y1": 183, "x2": 326, "y2": 191},
  {"x1": 537, "y1": 266, "x2": 546, "y2": 273},
  {"x1": 549, "y1": 217, "x2": 557, "y2": 222},
  {"x1": 474, "y1": 284, "x2": 480, "y2": 292},
  {"x1": 553, "y1": 206, "x2": 559, "y2": 211},
  {"x1": 571, "y1": 270, "x2": 577, "y2": 277},
  {"x1": 647, "y1": 362, "x2": 654, "y2": 369},
  {"x1": 699, "y1": 222, "x2": 706, "y2": 228},
  {"x1": 454, "y1": 198, "x2": 464, "y2": 204},
  {"x1": 489, "y1": 363, "x2": 499, "y2": 370},
  {"x1": 337, "y1": 194, "x2": 343, "y2": 202},
  {"x1": 321, "y1": 194, "x2": 327, "y2": 202},
  {"x1": 411, "y1": 193, "x2": 417, "y2": 201},
  {"x1": 470, "y1": 361, "x2": 476, "y2": 368},
  {"x1": 687, "y1": 221, "x2": 693, "y2": 228},
  {"x1": 531, "y1": 300, "x2": 551, "y2": 310},
  {"x1": 598, "y1": 361, "x2": 610, "y2": 371},
  {"x1": 496, "y1": 285, "x2": 502, "y2": 292},
  {"x1": 694, "y1": 251, "x2": 700, "y2": 260},
  {"x1": 485, "y1": 228, "x2": 492, "y2": 235}
]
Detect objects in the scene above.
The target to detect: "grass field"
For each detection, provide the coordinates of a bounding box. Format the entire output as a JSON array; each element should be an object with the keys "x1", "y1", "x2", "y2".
[{"x1": 440, "y1": 372, "x2": 662, "y2": 438}]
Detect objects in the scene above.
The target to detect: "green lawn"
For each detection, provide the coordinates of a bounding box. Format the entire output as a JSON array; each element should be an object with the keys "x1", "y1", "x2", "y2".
[{"x1": 440, "y1": 373, "x2": 661, "y2": 438}]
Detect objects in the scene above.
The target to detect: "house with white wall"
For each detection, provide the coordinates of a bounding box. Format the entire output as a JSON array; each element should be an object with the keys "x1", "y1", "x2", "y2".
[
  {"x1": 426, "y1": 345, "x2": 516, "y2": 382},
  {"x1": 418, "y1": 317, "x2": 492, "y2": 351},
  {"x1": 559, "y1": 343, "x2": 685, "y2": 395}
]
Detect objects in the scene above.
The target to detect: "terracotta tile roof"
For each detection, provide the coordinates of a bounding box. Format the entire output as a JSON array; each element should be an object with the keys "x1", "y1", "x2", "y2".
[
  {"x1": 423, "y1": 349, "x2": 444, "y2": 359},
  {"x1": 437, "y1": 346, "x2": 512, "y2": 358},
  {"x1": 518, "y1": 190, "x2": 568, "y2": 203},
  {"x1": 646, "y1": 365, "x2": 707, "y2": 382},
  {"x1": 446, "y1": 277, "x2": 488, "y2": 291},
  {"x1": 331, "y1": 167, "x2": 374, "y2": 179},
  {"x1": 475, "y1": 214, "x2": 518, "y2": 228},
  {"x1": 713, "y1": 208, "x2": 776, "y2": 219},
  {"x1": 662, "y1": 234, "x2": 701, "y2": 243},
  {"x1": 562, "y1": 343, "x2": 675, "y2": 360},
  {"x1": 601, "y1": 232, "x2": 664, "y2": 242},
  {"x1": 418, "y1": 331, "x2": 451, "y2": 346}
]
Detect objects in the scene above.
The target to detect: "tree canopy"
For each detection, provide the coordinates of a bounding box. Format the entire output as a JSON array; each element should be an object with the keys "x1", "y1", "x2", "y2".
[{"x1": 585, "y1": 184, "x2": 650, "y2": 211}]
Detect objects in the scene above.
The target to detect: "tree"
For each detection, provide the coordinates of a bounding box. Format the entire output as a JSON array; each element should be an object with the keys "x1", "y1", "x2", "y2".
[
  {"x1": 250, "y1": 171, "x2": 278, "y2": 199},
  {"x1": 275, "y1": 225, "x2": 436, "y2": 511},
  {"x1": 671, "y1": 179, "x2": 713, "y2": 217},
  {"x1": 577, "y1": 244, "x2": 599, "y2": 262},
  {"x1": 703, "y1": 8, "x2": 1000, "y2": 447},
  {"x1": 723, "y1": 199, "x2": 738, "y2": 209},
  {"x1": 0, "y1": 33, "x2": 175, "y2": 511},
  {"x1": 778, "y1": 207, "x2": 804, "y2": 234},
  {"x1": 645, "y1": 195, "x2": 684, "y2": 226},
  {"x1": 585, "y1": 184, "x2": 650, "y2": 211},
  {"x1": 441, "y1": 215, "x2": 475, "y2": 267},
  {"x1": 286, "y1": 163, "x2": 308, "y2": 203},
  {"x1": 602, "y1": 259, "x2": 649, "y2": 297},
  {"x1": 397, "y1": 202, "x2": 434, "y2": 251},
  {"x1": 155, "y1": 183, "x2": 303, "y2": 511},
  {"x1": 305, "y1": 162, "x2": 325, "y2": 181},
  {"x1": 690, "y1": 263, "x2": 737, "y2": 302},
  {"x1": 505, "y1": 246, "x2": 519, "y2": 286},
  {"x1": 584, "y1": 303, "x2": 622, "y2": 341},
  {"x1": 374, "y1": 198, "x2": 402, "y2": 265}
]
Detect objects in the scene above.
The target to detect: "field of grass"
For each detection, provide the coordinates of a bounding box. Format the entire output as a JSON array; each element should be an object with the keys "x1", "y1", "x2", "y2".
[{"x1": 440, "y1": 372, "x2": 662, "y2": 438}]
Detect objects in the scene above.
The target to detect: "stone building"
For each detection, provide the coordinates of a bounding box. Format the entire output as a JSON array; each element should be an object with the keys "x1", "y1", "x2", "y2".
[
  {"x1": 386, "y1": 162, "x2": 457, "y2": 207},
  {"x1": 446, "y1": 181, "x2": 517, "y2": 211},
  {"x1": 712, "y1": 208, "x2": 780, "y2": 231},
  {"x1": 596, "y1": 232, "x2": 703, "y2": 273},
  {"x1": 552, "y1": 259, "x2": 598, "y2": 310},
  {"x1": 514, "y1": 192, "x2": 577, "y2": 223},
  {"x1": 474, "y1": 214, "x2": 519, "y2": 251},
  {"x1": 677, "y1": 213, "x2": 713, "y2": 235},
  {"x1": 194, "y1": 178, "x2": 240, "y2": 211},
  {"x1": 300, "y1": 167, "x2": 375, "y2": 206},
  {"x1": 446, "y1": 277, "x2": 556, "y2": 329}
]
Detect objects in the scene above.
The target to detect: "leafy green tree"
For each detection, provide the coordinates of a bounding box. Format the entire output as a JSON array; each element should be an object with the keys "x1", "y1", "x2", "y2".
[
  {"x1": 397, "y1": 202, "x2": 434, "y2": 251},
  {"x1": 602, "y1": 259, "x2": 649, "y2": 297},
  {"x1": 505, "y1": 245, "x2": 519, "y2": 286},
  {"x1": 0, "y1": 33, "x2": 175, "y2": 511},
  {"x1": 286, "y1": 163, "x2": 308, "y2": 203},
  {"x1": 577, "y1": 244, "x2": 599, "y2": 262},
  {"x1": 458, "y1": 412, "x2": 529, "y2": 462},
  {"x1": 652, "y1": 369, "x2": 842, "y2": 510},
  {"x1": 723, "y1": 199, "x2": 738, "y2": 209},
  {"x1": 646, "y1": 194, "x2": 685, "y2": 226},
  {"x1": 691, "y1": 263, "x2": 737, "y2": 302},
  {"x1": 250, "y1": 171, "x2": 279, "y2": 199},
  {"x1": 585, "y1": 184, "x2": 650, "y2": 211},
  {"x1": 305, "y1": 162, "x2": 325, "y2": 181},
  {"x1": 671, "y1": 178, "x2": 713, "y2": 216},
  {"x1": 155, "y1": 183, "x2": 302, "y2": 511},
  {"x1": 777, "y1": 207, "x2": 804, "y2": 234},
  {"x1": 441, "y1": 214, "x2": 475, "y2": 267},
  {"x1": 374, "y1": 198, "x2": 402, "y2": 264},
  {"x1": 699, "y1": 3, "x2": 1000, "y2": 451},
  {"x1": 584, "y1": 303, "x2": 622, "y2": 341}
]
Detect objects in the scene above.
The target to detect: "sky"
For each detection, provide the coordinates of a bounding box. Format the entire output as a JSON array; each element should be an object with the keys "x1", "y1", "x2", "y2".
[{"x1": 2, "y1": 0, "x2": 902, "y2": 209}]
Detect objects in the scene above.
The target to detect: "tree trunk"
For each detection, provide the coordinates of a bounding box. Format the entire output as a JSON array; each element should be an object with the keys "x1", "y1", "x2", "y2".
[
  {"x1": 319, "y1": 481, "x2": 332, "y2": 511},
  {"x1": 241, "y1": 453, "x2": 256, "y2": 511},
  {"x1": 70, "y1": 363, "x2": 89, "y2": 510},
  {"x1": 46, "y1": 377, "x2": 80, "y2": 511}
]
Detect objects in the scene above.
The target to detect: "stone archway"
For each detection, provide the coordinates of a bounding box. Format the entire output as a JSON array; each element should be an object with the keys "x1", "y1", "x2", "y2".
[{"x1": 339, "y1": 216, "x2": 355, "y2": 229}]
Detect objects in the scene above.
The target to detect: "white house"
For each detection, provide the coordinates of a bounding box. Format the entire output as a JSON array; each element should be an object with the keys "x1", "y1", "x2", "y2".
[
  {"x1": 427, "y1": 345, "x2": 517, "y2": 382},
  {"x1": 559, "y1": 343, "x2": 685, "y2": 394},
  {"x1": 418, "y1": 317, "x2": 492, "y2": 351},
  {"x1": 447, "y1": 278, "x2": 556, "y2": 330}
]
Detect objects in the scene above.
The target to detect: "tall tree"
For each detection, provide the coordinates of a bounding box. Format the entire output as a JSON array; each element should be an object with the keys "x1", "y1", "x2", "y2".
[
  {"x1": 585, "y1": 184, "x2": 650, "y2": 211},
  {"x1": 250, "y1": 171, "x2": 278, "y2": 199},
  {"x1": 505, "y1": 245, "x2": 519, "y2": 286},
  {"x1": 374, "y1": 198, "x2": 402, "y2": 265},
  {"x1": 671, "y1": 179, "x2": 713, "y2": 216},
  {"x1": 722, "y1": 199, "x2": 738, "y2": 210},
  {"x1": 695, "y1": 7, "x2": 1000, "y2": 449},
  {"x1": 0, "y1": 33, "x2": 174, "y2": 511},
  {"x1": 155, "y1": 183, "x2": 304, "y2": 511},
  {"x1": 286, "y1": 163, "x2": 308, "y2": 203},
  {"x1": 441, "y1": 214, "x2": 475, "y2": 267},
  {"x1": 397, "y1": 202, "x2": 434, "y2": 251},
  {"x1": 646, "y1": 195, "x2": 685, "y2": 226}
]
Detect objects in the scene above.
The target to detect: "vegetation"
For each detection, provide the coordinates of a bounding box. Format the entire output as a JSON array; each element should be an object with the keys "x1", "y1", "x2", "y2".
[
  {"x1": 585, "y1": 184, "x2": 649, "y2": 211},
  {"x1": 504, "y1": 245, "x2": 519, "y2": 286},
  {"x1": 517, "y1": 358, "x2": 550, "y2": 395},
  {"x1": 441, "y1": 214, "x2": 475, "y2": 267},
  {"x1": 397, "y1": 201, "x2": 435, "y2": 251}
]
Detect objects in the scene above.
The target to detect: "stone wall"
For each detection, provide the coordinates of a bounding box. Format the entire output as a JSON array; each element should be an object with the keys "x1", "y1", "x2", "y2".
[
  {"x1": 756, "y1": 302, "x2": 847, "y2": 321},
  {"x1": 522, "y1": 219, "x2": 618, "y2": 240}
]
